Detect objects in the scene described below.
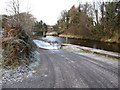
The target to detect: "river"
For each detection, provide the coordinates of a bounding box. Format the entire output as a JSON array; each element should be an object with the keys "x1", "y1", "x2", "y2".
[{"x1": 40, "y1": 36, "x2": 120, "y2": 53}]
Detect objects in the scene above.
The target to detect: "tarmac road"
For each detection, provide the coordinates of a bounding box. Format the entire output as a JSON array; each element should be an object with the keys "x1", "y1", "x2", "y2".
[{"x1": 3, "y1": 49, "x2": 119, "y2": 88}]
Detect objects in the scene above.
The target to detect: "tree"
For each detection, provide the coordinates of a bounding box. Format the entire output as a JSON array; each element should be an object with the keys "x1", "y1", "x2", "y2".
[
  {"x1": 55, "y1": 0, "x2": 120, "y2": 43},
  {"x1": 34, "y1": 20, "x2": 47, "y2": 36},
  {"x1": 6, "y1": 0, "x2": 21, "y2": 28},
  {"x1": 116, "y1": 1, "x2": 120, "y2": 27},
  {"x1": 5, "y1": 0, "x2": 36, "y2": 36},
  {"x1": 57, "y1": 10, "x2": 70, "y2": 29},
  {"x1": 18, "y1": 12, "x2": 36, "y2": 35},
  {"x1": 0, "y1": 15, "x2": 2, "y2": 30}
]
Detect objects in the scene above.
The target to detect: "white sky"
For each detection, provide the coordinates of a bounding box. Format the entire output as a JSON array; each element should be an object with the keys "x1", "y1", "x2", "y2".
[{"x1": 0, "y1": 0, "x2": 107, "y2": 25}]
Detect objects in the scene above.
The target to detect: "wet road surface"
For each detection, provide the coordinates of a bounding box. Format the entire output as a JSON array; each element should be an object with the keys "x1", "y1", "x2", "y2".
[{"x1": 3, "y1": 49, "x2": 119, "y2": 88}]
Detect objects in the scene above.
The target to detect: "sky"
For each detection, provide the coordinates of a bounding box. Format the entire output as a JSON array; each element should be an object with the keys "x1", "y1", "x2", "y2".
[{"x1": 0, "y1": 0, "x2": 107, "y2": 25}]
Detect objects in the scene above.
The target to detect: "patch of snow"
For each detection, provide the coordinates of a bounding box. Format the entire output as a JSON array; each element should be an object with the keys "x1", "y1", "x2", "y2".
[
  {"x1": 2, "y1": 51, "x2": 41, "y2": 84},
  {"x1": 2, "y1": 66, "x2": 31, "y2": 84},
  {"x1": 44, "y1": 74, "x2": 48, "y2": 77},
  {"x1": 26, "y1": 71, "x2": 33, "y2": 77},
  {"x1": 75, "y1": 52, "x2": 118, "y2": 67},
  {"x1": 63, "y1": 44, "x2": 120, "y2": 58}
]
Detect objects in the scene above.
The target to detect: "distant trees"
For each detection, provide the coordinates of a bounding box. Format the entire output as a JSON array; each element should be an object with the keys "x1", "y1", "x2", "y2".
[
  {"x1": 0, "y1": 15, "x2": 2, "y2": 30},
  {"x1": 34, "y1": 20, "x2": 47, "y2": 36},
  {"x1": 55, "y1": 0, "x2": 120, "y2": 43},
  {"x1": 116, "y1": 1, "x2": 120, "y2": 27},
  {"x1": 56, "y1": 3, "x2": 93, "y2": 37},
  {"x1": 95, "y1": 1, "x2": 120, "y2": 42},
  {"x1": 55, "y1": 10, "x2": 70, "y2": 32}
]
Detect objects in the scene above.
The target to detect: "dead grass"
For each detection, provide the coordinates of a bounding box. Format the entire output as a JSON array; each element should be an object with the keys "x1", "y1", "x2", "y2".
[
  {"x1": 2, "y1": 27, "x2": 31, "y2": 67},
  {"x1": 61, "y1": 45, "x2": 120, "y2": 60}
]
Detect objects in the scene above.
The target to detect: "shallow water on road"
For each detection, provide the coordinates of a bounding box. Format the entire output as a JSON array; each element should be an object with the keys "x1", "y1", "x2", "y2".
[{"x1": 41, "y1": 36, "x2": 120, "y2": 53}]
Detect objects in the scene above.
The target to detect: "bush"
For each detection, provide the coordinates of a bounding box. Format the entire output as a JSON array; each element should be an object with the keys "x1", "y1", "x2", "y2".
[{"x1": 2, "y1": 27, "x2": 32, "y2": 67}]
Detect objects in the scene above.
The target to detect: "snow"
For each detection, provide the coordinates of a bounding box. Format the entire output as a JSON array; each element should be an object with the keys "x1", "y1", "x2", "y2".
[
  {"x1": 33, "y1": 40, "x2": 61, "y2": 50},
  {"x1": 44, "y1": 74, "x2": 48, "y2": 77},
  {"x1": 75, "y1": 52, "x2": 118, "y2": 67},
  {"x1": 62, "y1": 44, "x2": 120, "y2": 58},
  {"x1": 2, "y1": 51, "x2": 40, "y2": 84}
]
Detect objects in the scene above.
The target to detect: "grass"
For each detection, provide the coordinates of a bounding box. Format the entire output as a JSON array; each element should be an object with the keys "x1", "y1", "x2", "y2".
[
  {"x1": 61, "y1": 45, "x2": 120, "y2": 60},
  {"x1": 80, "y1": 49, "x2": 120, "y2": 60}
]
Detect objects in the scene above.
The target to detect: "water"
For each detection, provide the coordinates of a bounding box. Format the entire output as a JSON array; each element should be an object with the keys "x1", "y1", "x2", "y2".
[
  {"x1": 41, "y1": 36, "x2": 65, "y2": 44},
  {"x1": 41, "y1": 36, "x2": 120, "y2": 53},
  {"x1": 33, "y1": 39, "x2": 61, "y2": 49},
  {"x1": 33, "y1": 36, "x2": 64, "y2": 49}
]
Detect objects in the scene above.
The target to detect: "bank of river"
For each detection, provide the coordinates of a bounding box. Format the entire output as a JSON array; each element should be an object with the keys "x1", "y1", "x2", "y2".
[
  {"x1": 43, "y1": 36, "x2": 120, "y2": 53},
  {"x1": 59, "y1": 34, "x2": 120, "y2": 43},
  {"x1": 61, "y1": 44, "x2": 120, "y2": 60}
]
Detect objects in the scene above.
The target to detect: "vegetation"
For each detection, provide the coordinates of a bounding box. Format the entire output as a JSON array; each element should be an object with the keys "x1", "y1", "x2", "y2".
[
  {"x1": 61, "y1": 44, "x2": 120, "y2": 60},
  {"x1": 55, "y1": 0, "x2": 120, "y2": 43},
  {"x1": 33, "y1": 20, "x2": 47, "y2": 36},
  {"x1": 2, "y1": 0, "x2": 36, "y2": 67},
  {"x1": 0, "y1": 16, "x2": 2, "y2": 29},
  {"x1": 2, "y1": 0, "x2": 120, "y2": 67}
]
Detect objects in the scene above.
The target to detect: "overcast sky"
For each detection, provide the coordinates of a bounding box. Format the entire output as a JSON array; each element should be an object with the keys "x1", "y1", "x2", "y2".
[{"x1": 0, "y1": 0, "x2": 107, "y2": 25}]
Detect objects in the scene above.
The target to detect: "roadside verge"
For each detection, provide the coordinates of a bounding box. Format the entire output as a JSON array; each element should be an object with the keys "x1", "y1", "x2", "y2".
[{"x1": 61, "y1": 44, "x2": 120, "y2": 60}]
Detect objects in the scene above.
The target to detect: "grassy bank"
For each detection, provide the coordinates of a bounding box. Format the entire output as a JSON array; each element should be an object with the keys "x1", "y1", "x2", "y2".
[
  {"x1": 61, "y1": 44, "x2": 120, "y2": 60},
  {"x1": 59, "y1": 34, "x2": 120, "y2": 44}
]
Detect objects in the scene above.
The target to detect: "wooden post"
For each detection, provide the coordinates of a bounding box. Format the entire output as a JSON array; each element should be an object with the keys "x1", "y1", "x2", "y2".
[
  {"x1": 43, "y1": 31, "x2": 46, "y2": 37},
  {"x1": 66, "y1": 33, "x2": 68, "y2": 44}
]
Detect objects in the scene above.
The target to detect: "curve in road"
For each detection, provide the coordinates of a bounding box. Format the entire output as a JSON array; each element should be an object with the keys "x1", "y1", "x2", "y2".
[{"x1": 3, "y1": 49, "x2": 119, "y2": 88}]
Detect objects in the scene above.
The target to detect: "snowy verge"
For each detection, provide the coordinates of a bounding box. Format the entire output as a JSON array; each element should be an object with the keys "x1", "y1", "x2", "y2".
[
  {"x1": 2, "y1": 51, "x2": 41, "y2": 84},
  {"x1": 62, "y1": 44, "x2": 120, "y2": 60}
]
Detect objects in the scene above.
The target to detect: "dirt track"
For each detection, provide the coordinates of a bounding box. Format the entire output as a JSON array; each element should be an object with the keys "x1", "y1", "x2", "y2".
[{"x1": 3, "y1": 49, "x2": 119, "y2": 88}]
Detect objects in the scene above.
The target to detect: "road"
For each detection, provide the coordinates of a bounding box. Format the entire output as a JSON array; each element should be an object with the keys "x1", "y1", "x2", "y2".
[{"x1": 3, "y1": 49, "x2": 119, "y2": 88}]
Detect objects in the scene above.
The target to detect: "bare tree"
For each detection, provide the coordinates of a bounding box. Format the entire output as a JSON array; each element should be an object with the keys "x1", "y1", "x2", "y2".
[
  {"x1": 5, "y1": 0, "x2": 35, "y2": 36},
  {"x1": 6, "y1": 0, "x2": 22, "y2": 28}
]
